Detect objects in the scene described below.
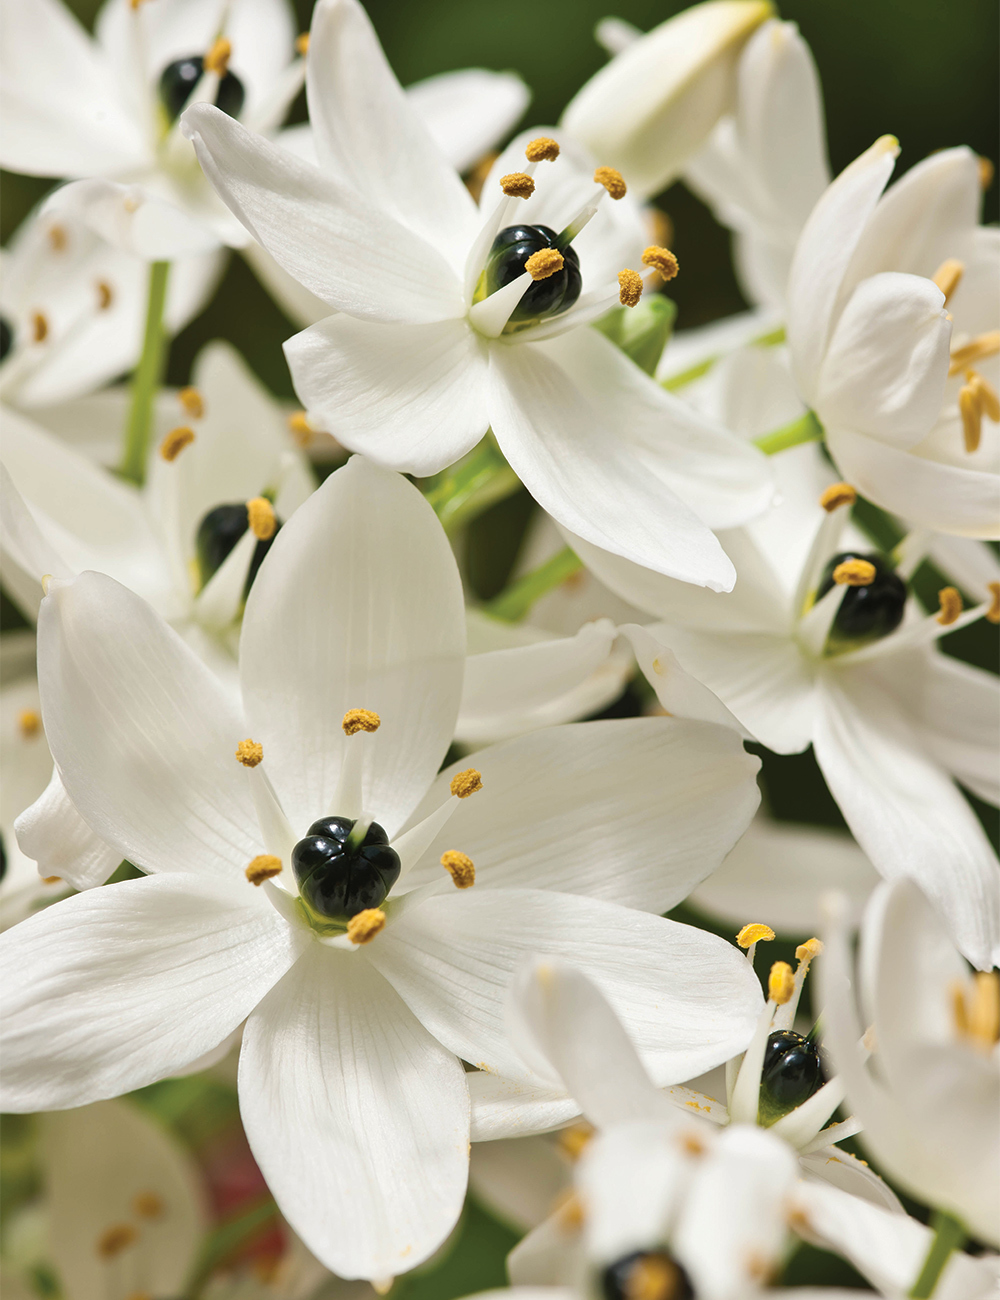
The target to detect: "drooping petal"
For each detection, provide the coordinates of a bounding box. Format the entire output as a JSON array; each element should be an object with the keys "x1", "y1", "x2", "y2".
[
  {"x1": 469, "y1": 1135, "x2": 570, "y2": 1233},
  {"x1": 182, "y1": 103, "x2": 464, "y2": 323},
  {"x1": 239, "y1": 942, "x2": 469, "y2": 1281},
  {"x1": 0, "y1": 873, "x2": 305, "y2": 1110},
  {"x1": 468, "y1": 1071, "x2": 583, "y2": 1141},
  {"x1": 622, "y1": 625, "x2": 749, "y2": 734},
  {"x1": 37, "y1": 572, "x2": 258, "y2": 881},
  {"x1": 407, "y1": 69, "x2": 529, "y2": 176},
  {"x1": 240, "y1": 458, "x2": 466, "y2": 839},
  {"x1": 42, "y1": 177, "x2": 228, "y2": 260},
  {"x1": 283, "y1": 314, "x2": 489, "y2": 476},
  {"x1": 15, "y1": 767, "x2": 120, "y2": 892},
  {"x1": 798, "y1": 1147, "x2": 903, "y2": 1214},
  {"x1": 400, "y1": 717, "x2": 760, "y2": 913}
]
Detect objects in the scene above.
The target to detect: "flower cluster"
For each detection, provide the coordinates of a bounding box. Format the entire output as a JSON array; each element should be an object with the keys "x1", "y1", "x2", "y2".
[{"x1": 0, "y1": 1, "x2": 996, "y2": 1298}]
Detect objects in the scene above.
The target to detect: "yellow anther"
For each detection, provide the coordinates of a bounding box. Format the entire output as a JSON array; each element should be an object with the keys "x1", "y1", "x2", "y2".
[
  {"x1": 295, "y1": 32, "x2": 310, "y2": 55},
  {"x1": 95, "y1": 280, "x2": 113, "y2": 311},
  {"x1": 246, "y1": 497, "x2": 276, "y2": 540},
  {"x1": 204, "y1": 37, "x2": 232, "y2": 77},
  {"x1": 594, "y1": 165, "x2": 626, "y2": 199},
  {"x1": 525, "y1": 136, "x2": 560, "y2": 163},
  {"x1": 450, "y1": 768, "x2": 483, "y2": 799},
  {"x1": 525, "y1": 248, "x2": 564, "y2": 280},
  {"x1": 245, "y1": 854, "x2": 282, "y2": 886},
  {"x1": 679, "y1": 1128, "x2": 707, "y2": 1157},
  {"x1": 347, "y1": 907, "x2": 386, "y2": 945},
  {"x1": 987, "y1": 581, "x2": 1000, "y2": 624},
  {"x1": 342, "y1": 708, "x2": 380, "y2": 735},
  {"x1": 641, "y1": 245, "x2": 679, "y2": 280},
  {"x1": 736, "y1": 923, "x2": 775, "y2": 949},
  {"x1": 936, "y1": 586, "x2": 963, "y2": 626},
  {"x1": 42, "y1": 875, "x2": 63, "y2": 884},
  {"x1": 959, "y1": 379, "x2": 983, "y2": 453},
  {"x1": 619, "y1": 1253, "x2": 685, "y2": 1300},
  {"x1": 18, "y1": 709, "x2": 41, "y2": 738},
  {"x1": 768, "y1": 961, "x2": 795, "y2": 1005},
  {"x1": 979, "y1": 156, "x2": 995, "y2": 190},
  {"x1": 288, "y1": 410, "x2": 313, "y2": 446},
  {"x1": 96, "y1": 1223, "x2": 137, "y2": 1259},
  {"x1": 969, "y1": 972, "x2": 1000, "y2": 1045},
  {"x1": 833, "y1": 558, "x2": 876, "y2": 587},
  {"x1": 178, "y1": 386, "x2": 204, "y2": 419},
  {"x1": 235, "y1": 738, "x2": 263, "y2": 768},
  {"x1": 556, "y1": 1122, "x2": 594, "y2": 1161},
  {"x1": 552, "y1": 1190, "x2": 585, "y2": 1231},
  {"x1": 618, "y1": 268, "x2": 643, "y2": 308},
  {"x1": 820, "y1": 482, "x2": 856, "y2": 512},
  {"x1": 32, "y1": 312, "x2": 48, "y2": 343},
  {"x1": 500, "y1": 172, "x2": 535, "y2": 199},
  {"x1": 795, "y1": 938, "x2": 823, "y2": 965},
  {"x1": 47, "y1": 223, "x2": 67, "y2": 251},
  {"x1": 969, "y1": 371, "x2": 1000, "y2": 422},
  {"x1": 949, "y1": 330, "x2": 1000, "y2": 376},
  {"x1": 931, "y1": 258, "x2": 964, "y2": 304},
  {"x1": 133, "y1": 1191, "x2": 165, "y2": 1219},
  {"x1": 441, "y1": 850, "x2": 475, "y2": 889},
  {"x1": 159, "y1": 426, "x2": 195, "y2": 461}
]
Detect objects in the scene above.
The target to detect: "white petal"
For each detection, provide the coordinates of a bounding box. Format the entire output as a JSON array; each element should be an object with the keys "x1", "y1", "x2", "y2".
[
  {"x1": 42, "y1": 178, "x2": 225, "y2": 259},
  {"x1": 622, "y1": 625, "x2": 749, "y2": 734},
  {"x1": 239, "y1": 942, "x2": 469, "y2": 1281},
  {"x1": 14, "y1": 767, "x2": 119, "y2": 891},
  {"x1": 469, "y1": 1135, "x2": 570, "y2": 1233},
  {"x1": 306, "y1": 0, "x2": 478, "y2": 272},
  {"x1": 787, "y1": 135, "x2": 899, "y2": 399},
  {"x1": 817, "y1": 272, "x2": 951, "y2": 449},
  {"x1": 37, "y1": 572, "x2": 258, "y2": 880},
  {"x1": 813, "y1": 671, "x2": 1000, "y2": 969},
  {"x1": 408, "y1": 69, "x2": 529, "y2": 175},
  {"x1": 927, "y1": 535, "x2": 1000, "y2": 601},
  {"x1": 400, "y1": 718, "x2": 761, "y2": 913},
  {"x1": 798, "y1": 1147, "x2": 903, "y2": 1214},
  {"x1": 182, "y1": 103, "x2": 464, "y2": 323},
  {"x1": 468, "y1": 1071, "x2": 583, "y2": 1141},
  {"x1": 0, "y1": 873, "x2": 304, "y2": 1110},
  {"x1": 283, "y1": 314, "x2": 489, "y2": 476},
  {"x1": 904, "y1": 652, "x2": 1000, "y2": 806},
  {"x1": 240, "y1": 457, "x2": 465, "y2": 839},
  {"x1": 369, "y1": 888, "x2": 763, "y2": 1086},
  {"x1": 488, "y1": 340, "x2": 738, "y2": 589}
]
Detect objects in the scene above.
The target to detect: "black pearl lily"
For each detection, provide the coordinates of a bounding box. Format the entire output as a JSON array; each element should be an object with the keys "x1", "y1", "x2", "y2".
[
  {"x1": 195, "y1": 502, "x2": 280, "y2": 599},
  {"x1": 159, "y1": 56, "x2": 245, "y2": 122},
  {"x1": 292, "y1": 817, "x2": 401, "y2": 922},
  {"x1": 757, "y1": 1029, "x2": 825, "y2": 1126},
  {"x1": 817, "y1": 550, "x2": 907, "y2": 648},
  {"x1": 484, "y1": 224, "x2": 582, "y2": 324}
]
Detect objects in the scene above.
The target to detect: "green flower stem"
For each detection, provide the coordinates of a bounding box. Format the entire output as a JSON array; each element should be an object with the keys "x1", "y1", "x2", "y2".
[
  {"x1": 485, "y1": 546, "x2": 582, "y2": 623},
  {"x1": 909, "y1": 1211, "x2": 966, "y2": 1298},
  {"x1": 187, "y1": 1194, "x2": 278, "y2": 1291},
  {"x1": 754, "y1": 409, "x2": 824, "y2": 455},
  {"x1": 119, "y1": 259, "x2": 170, "y2": 486},
  {"x1": 424, "y1": 435, "x2": 522, "y2": 534}
]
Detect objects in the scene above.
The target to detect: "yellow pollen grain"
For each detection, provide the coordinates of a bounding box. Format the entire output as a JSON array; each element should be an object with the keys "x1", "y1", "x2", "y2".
[
  {"x1": 768, "y1": 961, "x2": 795, "y2": 1005},
  {"x1": 133, "y1": 1191, "x2": 165, "y2": 1219},
  {"x1": 737, "y1": 922, "x2": 775, "y2": 948},
  {"x1": 347, "y1": 907, "x2": 386, "y2": 945},
  {"x1": 246, "y1": 854, "x2": 282, "y2": 886},
  {"x1": 552, "y1": 1190, "x2": 585, "y2": 1231},
  {"x1": 178, "y1": 386, "x2": 204, "y2": 419},
  {"x1": 247, "y1": 497, "x2": 276, "y2": 540},
  {"x1": 951, "y1": 979, "x2": 970, "y2": 1036},
  {"x1": 441, "y1": 849, "x2": 475, "y2": 888},
  {"x1": 96, "y1": 1223, "x2": 137, "y2": 1259},
  {"x1": 525, "y1": 248, "x2": 564, "y2": 281},
  {"x1": 987, "y1": 581, "x2": 1000, "y2": 624},
  {"x1": 42, "y1": 875, "x2": 63, "y2": 884},
  {"x1": 500, "y1": 172, "x2": 535, "y2": 200},
  {"x1": 295, "y1": 32, "x2": 310, "y2": 56},
  {"x1": 969, "y1": 972, "x2": 1000, "y2": 1045},
  {"x1": 343, "y1": 708, "x2": 380, "y2": 735},
  {"x1": 159, "y1": 426, "x2": 195, "y2": 461},
  {"x1": 970, "y1": 371, "x2": 1000, "y2": 422},
  {"x1": 833, "y1": 558, "x2": 876, "y2": 587},
  {"x1": 621, "y1": 1253, "x2": 684, "y2": 1300},
  {"x1": 795, "y1": 937, "x2": 823, "y2": 964},
  {"x1": 18, "y1": 708, "x2": 41, "y2": 738},
  {"x1": 556, "y1": 1121, "x2": 594, "y2": 1161},
  {"x1": 96, "y1": 280, "x2": 113, "y2": 310},
  {"x1": 949, "y1": 330, "x2": 1000, "y2": 376},
  {"x1": 618, "y1": 268, "x2": 643, "y2": 308},
  {"x1": 959, "y1": 380, "x2": 983, "y2": 453},
  {"x1": 936, "y1": 586, "x2": 963, "y2": 626},
  {"x1": 679, "y1": 1129, "x2": 707, "y2": 1157},
  {"x1": 525, "y1": 136, "x2": 560, "y2": 163},
  {"x1": 820, "y1": 482, "x2": 856, "y2": 512},
  {"x1": 48, "y1": 224, "x2": 67, "y2": 251},
  {"x1": 288, "y1": 410, "x2": 313, "y2": 446},
  {"x1": 450, "y1": 768, "x2": 483, "y2": 799},
  {"x1": 642, "y1": 245, "x2": 679, "y2": 281},
  {"x1": 204, "y1": 36, "x2": 232, "y2": 77},
  {"x1": 787, "y1": 1205, "x2": 812, "y2": 1232},
  {"x1": 235, "y1": 738, "x2": 263, "y2": 767},
  {"x1": 932, "y1": 258, "x2": 964, "y2": 303},
  {"x1": 979, "y1": 156, "x2": 995, "y2": 190},
  {"x1": 594, "y1": 165, "x2": 626, "y2": 199},
  {"x1": 32, "y1": 312, "x2": 48, "y2": 343}
]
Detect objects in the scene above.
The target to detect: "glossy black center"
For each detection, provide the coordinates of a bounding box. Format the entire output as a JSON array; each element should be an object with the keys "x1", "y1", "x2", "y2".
[
  {"x1": 0, "y1": 316, "x2": 13, "y2": 363},
  {"x1": 485, "y1": 224, "x2": 581, "y2": 324},
  {"x1": 195, "y1": 502, "x2": 280, "y2": 600},
  {"x1": 817, "y1": 550, "x2": 906, "y2": 648},
  {"x1": 0, "y1": 831, "x2": 6, "y2": 885},
  {"x1": 291, "y1": 817, "x2": 401, "y2": 922},
  {"x1": 159, "y1": 56, "x2": 245, "y2": 122},
  {"x1": 601, "y1": 1251, "x2": 694, "y2": 1300},
  {"x1": 758, "y1": 1029, "x2": 825, "y2": 1125}
]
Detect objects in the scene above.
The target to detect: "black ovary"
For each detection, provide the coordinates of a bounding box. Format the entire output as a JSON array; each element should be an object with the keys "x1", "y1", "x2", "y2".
[
  {"x1": 159, "y1": 56, "x2": 245, "y2": 122},
  {"x1": 195, "y1": 503, "x2": 280, "y2": 600},
  {"x1": 292, "y1": 816, "x2": 401, "y2": 921},
  {"x1": 0, "y1": 317, "x2": 12, "y2": 363},
  {"x1": 817, "y1": 550, "x2": 906, "y2": 645},
  {"x1": 760, "y1": 1029, "x2": 825, "y2": 1114},
  {"x1": 0, "y1": 832, "x2": 6, "y2": 884},
  {"x1": 486, "y1": 224, "x2": 582, "y2": 323},
  {"x1": 601, "y1": 1250, "x2": 694, "y2": 1300}
]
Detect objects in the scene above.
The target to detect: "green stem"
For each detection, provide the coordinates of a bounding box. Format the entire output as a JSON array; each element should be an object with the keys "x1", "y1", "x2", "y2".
[
  {"x1": 187, "y1": 1195, "x2": 278, "y2": 1292},
  {"x1": 754, "y1": 409, "x2": 824, "y2": 455},
  {"x1": 485, "y1": 546, "x2": 582, "y2": 622},
  {"x1": 908, "y1": 1211, "x2": 966, "y2": 1298},
  {"x1": 661, "y1": 324, "x2": 786, "y2": 392},
  {"x1": 119, "y1": 259, "x2": 170, "y2": 486},
  {"x1": 424, "y1": 435, "x2": 521, "y2": 534}
]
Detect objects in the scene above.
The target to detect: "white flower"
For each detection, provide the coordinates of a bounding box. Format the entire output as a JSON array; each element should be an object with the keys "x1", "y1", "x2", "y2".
[
  {"x1": 0, "y1": 0, "x2": 305, "y2": 257},
  {"x1": 0, "y1": 457, "x2": 765, "y2": 1281},
  {"x1": 0, "y1": 206, "x2": 222, "y2": 409},
  {"x1": 820, "y1": 879, "x2": 1000, "y2": 1246},
  {"x1": 561, "y1": 0, "x2": 776, "y2": 201},
  {"x1": 181, "y1": 0, "x2": 773, "y2": 587}
]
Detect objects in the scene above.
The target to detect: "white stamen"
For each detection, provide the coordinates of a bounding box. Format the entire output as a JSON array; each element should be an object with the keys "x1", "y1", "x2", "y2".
[
  {"x1": 468, "y1": 270, "x2": 535, "y2": 338},
  {"x1": 796, "y1": 581, "x2": 844, "y2": 658},
  {"x1": 799, "y1": 1116, "x2": 864, "y2": 1154},
  {"x1": 836, "y1": 597, "x2": 989, "y2": 666},
  {"x1": 332, "y1": 729, "x2": 371, "y2": 819},
  {"x1": 728, "y1": 999, "x2": 777, "y2": 1125},
  {"x1": 892, "y1": 528, "x2": 932, "y2": 581},
  {"x1": 792, "y1": 496, "x2": 851, "y2": 623},
  {"x1": 555, "y1": 182, "x2": 611, "y2": 247},
  {"x1": 193, "y1": 527, "x2": 256, "y2": 628},
  {"x1": 769, "y1": 1075, "x2": 846, "y2": 1148},
  {"x1": 347, "y1": 811, "x2": 375, "y2": 849},
  {"x1": 248, "y1": 766, "x2": 297, "y2": 863},
  {"x1": 392, "y1": 795, "x2": 463, "y2": 882}
]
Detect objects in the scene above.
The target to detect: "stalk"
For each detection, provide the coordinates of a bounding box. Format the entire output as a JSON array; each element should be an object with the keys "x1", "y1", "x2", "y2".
[
  {"x1": 754, "y1": 409, "x2": 824, "y2": 455},
  {"x1": 485, "y1": 546, "x2": 582, "y2": 623},
  {"x1": 119, "y1": 259, "x2": 171, "y2": 486},
  {"x1": 908, "y1": 1210, "x2": 966, "y2": 1298},
  {"x1": 424, "y1": 434, "x2": 521, "y2": 534}
]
